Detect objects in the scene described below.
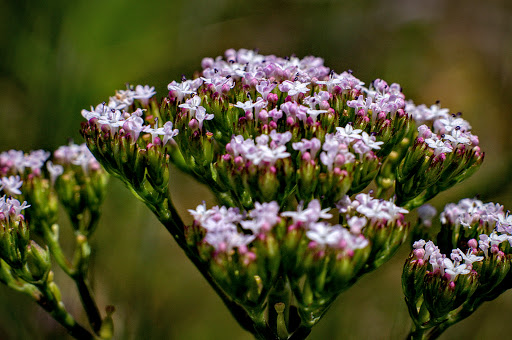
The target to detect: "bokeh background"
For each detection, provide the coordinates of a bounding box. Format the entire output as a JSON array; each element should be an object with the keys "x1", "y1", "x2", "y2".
[{"x1": 1, "y1": 0, "x2": 512, "y2": 339}]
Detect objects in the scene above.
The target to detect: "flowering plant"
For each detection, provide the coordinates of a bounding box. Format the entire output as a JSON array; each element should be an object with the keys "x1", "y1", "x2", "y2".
[{"x1": 2, "y1": 48, "x2": 510, "y2": 340}]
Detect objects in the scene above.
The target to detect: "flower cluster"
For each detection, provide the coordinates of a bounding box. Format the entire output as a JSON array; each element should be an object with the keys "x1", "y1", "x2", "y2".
[
  {"x1": 337, "y1": 192, "x2": 408, "y2": 224},
  {"x1": 0, "y1": 194, "x2": 49, "y2": 280},
  {"x1": 0, "y1": 195, "x2": 30, "y2": 224},
  {"x1": 411, "y1": 240, "x2": 482, "y2": 282},
  {"x1": 225, "y1": 131, "x2": 292, "y2": 167},
  {"x1": 0, "y1": 143, "x2": 108, "y2": 237},
  {"x1": 394, "y1": 101, "x2": 483, "y2": 207},
  {"x1": 53, "y1": 143, "x2": 101, "y2": 174},
  {"x1": 282, "y1": 199, "x2": 368, "y2": 251},
  {"x1": 189, "y1": 199, "x2": 371, "y2": 254},
  {"x1": 440, "y1": 198, "x2": 504, "y2": 228},
  {"x1": 403, "y1": 198, "x2": 512, "y2": 339},
  {"x1": 0, "y1": 149, "x2": 50, "y2": 177},
  {"x1": 0, "y1": 144, "x2": 112, "y2": 339},
  {"x1": 78, "y1": 49, "x2": 486, "y2": 339},
  {"x1": 81, "y1": 85, "x2": 181, "y2": 146}
]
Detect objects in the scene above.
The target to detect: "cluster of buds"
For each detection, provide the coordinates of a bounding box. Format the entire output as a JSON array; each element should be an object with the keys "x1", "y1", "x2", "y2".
[
  {"x1": 1, "y1": 148, "x2": 59, "y2": 232},
  {"x1": 187, "y1": 195, "x2": 408, "y2": 331},
  {"x1": 51, "y1": 143, "x2": 108, "y2": 235},
  {"x1": 79, "y1": 49, "x2": 484, "y2": 339},
  {"x1": 0, "y1": 143, "x2": 108, "y2": 235},
  {"x1": 395, "y1": 104, "x2": 483, "y2": 208},
  {"x1": 81, "y1": 49, "x2": 482, "y2": 211},
  {"x1": 0, "y1": 195, "x2": 52, "y2": 284},
  {"x1": 403, "y1": 198, "x2": 512, "y2": 339},
  {"x1": 0, "y1": 144, "x2": 111, "y2": 339}
]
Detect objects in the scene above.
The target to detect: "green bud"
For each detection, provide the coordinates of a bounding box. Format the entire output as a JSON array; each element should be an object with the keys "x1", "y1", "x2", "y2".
[
  {"x1": 24, "y1": 241, "x2": 51, "y2": 282},
  {"x1": 99, "y1": 305, "x2": 116, "y2": 339},
  {"x1": 364, "y1": 219, "x2": 409, "y2": 272},
  {"x1": 48, "y1": 280, "x2": 62, "y2": 303},
  {"x1": 256, "y1": 167, "x2": 280, "y2": 202},
  {"x1": 401, "y1": 255, "x2": 428, "y2": 313},
  {"x1": 348, "y1": 155, "x2": 380, "y2": 195},
  {"x1": 146, "y1": 145, "x2": 170, "y2": 194},
  {"x1": 423, "y1": 271, "x2": 479, "y2": 320},
  {"x1": 22, "y1": 177, "x2": 59, "y2": 234},
  {"x1": 0, "y1": 217, "x2": 30, "y2": 270}
]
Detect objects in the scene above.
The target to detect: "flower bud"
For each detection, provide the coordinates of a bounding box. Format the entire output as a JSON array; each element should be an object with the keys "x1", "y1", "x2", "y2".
[{"x1": 24, "y1": 240, "x2": 51, "y2": 282}]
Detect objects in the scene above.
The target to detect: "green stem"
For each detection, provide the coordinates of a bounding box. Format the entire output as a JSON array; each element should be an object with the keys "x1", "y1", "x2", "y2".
[
  {"x1": 0, "y1": 260, "x2": 43, "y2": 299},
  {"x1": 287, "y1": 324, "x2": 312, "y2": 340},
  {"x1": 406, "y1": 328, "x2": 424, "y2": 340},
  {"x1": 74, "y1": 275, "x2": 102, "y2": 334},
  {"x1": 36, "y1": 282, "x2": 96, "y2": 340},
  {"x1": 42, "y1": 221, "x2": 103, "y2": 335},
  {"x1": 426, "y1": 300, "x2": 481, "y2": 340},
  {"x1": 70, "y1": 233, "x2": 103, "y2": 334},
  {"x1": 41, "y1": 223, "x2": 73, "y2": 276},
  {"x1": 248, "y1": 309, "x2": 279, "y2": 340}
]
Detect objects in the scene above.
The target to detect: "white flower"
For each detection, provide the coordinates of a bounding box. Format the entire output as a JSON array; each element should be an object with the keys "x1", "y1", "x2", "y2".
[
  {"x1": 133, "y1": 85, "x2": 156, "y2": 105},
  {"x1": 234, "y1": 99, "x2": 257, "y2": 112},
  {"x1": 0, "y1": 196, "x2": 30, "y2": 222},
  {"x1": 269, "y1": 130, "x2": 292, "y2": 146},
  {"x1": 179, "y1": 95, "x2": 202, "y2": 117},
  {"x1": 204, "y1": 229, "x2": 255, "y2": 252},
  {"x1": 109, "y1": 88, "x2": 135, "y2": 110},
  {"x1": 347, "y1": 95, "x2": 373, "y2": 114},
  {"x1": 347, "y1": 216, "x2": 367, "y2": 234},
  {"x1": 360, "y1": 132, "x2": 384, "y2": 150},
  {"x1": 278, "y1": 80, "x2": 311, "y2": 98},
  {"x1": 306, "y1": 222, "x2": 341, "y2": 246},
  {"x1": 429, "y1": 103, "x2": 450, "y2": 120},
  {"x1": 496, "y1": 212, "x2": 512, "y2": 234},
  {"x1": 282, "y1": 200, "x2": 332, "y2": 225},
  {"x1": 458, "y1": 248, "x2": 484, "y2": 265},
  {"x1": 443, "y1": 258, "x2": 470, "y2": 281},
  {"x1": 425, "y1": 136, "x2": 453, "y2": 155},
  {"x1": 335, "y1": 124, "x2": 363, "y2": 144},
  {"x1": 195, "y1": 107, "x2": 214, "y2": 129},
  {"x1": 168, "y1": 80, "x2": 197, "y2": 102},
  {"x1": 240, "y1": 201, "x2": 280, "y2": 234},
  {"x1": 46, "y1": 161, "x2": 64, "y2": 186},
  {"x1": 306, "y1": 108, "x2": 327, "y2": 122},
  {"x1": 0, "y1": 175, "x2": 23, "y2": 195},
  {"x1": 256, "y1": 80, "x2": 277, "y2": 99},
  {"x1": 412, "y1": 239, "x2": 426, "y2": 249},
  {"x1": 152, "y1": 121, "x2": 179, "y2": 145},
  {"x1": 291, "y1": 138, "x2": 322, "y2": 158},
  {"x1": 188, "y1": 201, "x2": 211, "y2": 224},
  {"x1": 316, "y1": 76, "x2": 342, "y2": 93}
]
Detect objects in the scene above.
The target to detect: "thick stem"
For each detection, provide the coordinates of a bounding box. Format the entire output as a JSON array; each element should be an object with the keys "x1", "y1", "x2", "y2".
[
  {"x1": 248, "y1": 310, "x2": 279, "y2": 340},
  {"x1": 406, "y1": 324, "x2": 427, "y2": 340}
]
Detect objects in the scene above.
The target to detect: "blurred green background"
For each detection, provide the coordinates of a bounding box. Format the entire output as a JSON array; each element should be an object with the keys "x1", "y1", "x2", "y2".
[{"x1": 1, "y1": 0, "x2": 512, "y2": 339}]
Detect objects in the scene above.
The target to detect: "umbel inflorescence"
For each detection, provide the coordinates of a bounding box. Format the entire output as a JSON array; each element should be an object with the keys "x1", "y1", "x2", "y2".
[
  {"x1": 3, "y1": 48, "x2": 509, "y2": 340},
  {"x1": 77, "y1": 48, "x2": 488, "y2": 339}
]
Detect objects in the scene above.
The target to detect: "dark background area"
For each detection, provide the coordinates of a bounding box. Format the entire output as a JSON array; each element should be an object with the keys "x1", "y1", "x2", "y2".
[{"x1": 1, "y1": 0, "x2": 511, "y2": 338}]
